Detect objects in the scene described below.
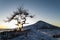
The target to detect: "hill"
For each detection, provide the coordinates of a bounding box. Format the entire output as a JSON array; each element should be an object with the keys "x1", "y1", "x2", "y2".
[{"x1": 0, "y1": 21, "x2": 60, "y2": 40}]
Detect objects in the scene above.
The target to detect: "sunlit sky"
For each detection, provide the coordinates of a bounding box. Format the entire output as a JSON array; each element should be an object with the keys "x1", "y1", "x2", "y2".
[{"x1": 0, "y1": 0, "x2": 60, "y2": 29}]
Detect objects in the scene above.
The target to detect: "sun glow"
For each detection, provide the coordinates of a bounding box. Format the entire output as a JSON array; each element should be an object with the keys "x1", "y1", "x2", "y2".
[
  {"x1": 0, "y1": 20, "x2": 18, "y2": 29},
  {"x1": 0, "y1": 25, "x2": 8, "y2": 29},
  {"x1": 18, "y1": 24, "x2": 23, "y2": 28}
]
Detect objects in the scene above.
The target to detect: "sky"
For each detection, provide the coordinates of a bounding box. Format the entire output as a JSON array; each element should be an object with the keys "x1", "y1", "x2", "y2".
[{"x1": 0, "y1": 0, "x2": 60, "y2": 29}]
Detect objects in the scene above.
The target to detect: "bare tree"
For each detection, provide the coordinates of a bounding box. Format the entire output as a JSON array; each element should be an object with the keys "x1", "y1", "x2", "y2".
[{"x1": 4, "y1": 7, "x2": 34, "y2": 31}]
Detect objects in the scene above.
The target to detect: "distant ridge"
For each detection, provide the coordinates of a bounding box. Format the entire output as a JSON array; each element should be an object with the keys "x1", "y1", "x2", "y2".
[
  {"x1": 0, "y1": 20, "x2": 60, "y2": 32},
  {"x1": 25, "y1": 20, "x2": 60, "y2": 29}
]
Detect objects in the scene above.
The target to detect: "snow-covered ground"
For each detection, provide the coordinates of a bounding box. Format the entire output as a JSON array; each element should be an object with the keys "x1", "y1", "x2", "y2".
[
  {"x1": 0, "y1": 21, "x2": 60, "y2": 40},
  {"x1": 11, "y1": 29, "x2": 60, "y2": 40}
]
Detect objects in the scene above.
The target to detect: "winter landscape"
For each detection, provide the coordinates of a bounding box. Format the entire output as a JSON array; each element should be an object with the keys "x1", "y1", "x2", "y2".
[
  {"x1": 0, "y1": 21, "x2": 60, "y2": 40},
  {"x1": 0, "y1": 0, "x2": 60, "y2": 40}
]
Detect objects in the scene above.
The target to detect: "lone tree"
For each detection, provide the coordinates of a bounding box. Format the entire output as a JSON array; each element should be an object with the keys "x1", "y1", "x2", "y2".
[{"x1": 4, "y1": 7, "x2": 34, "y2": 31}]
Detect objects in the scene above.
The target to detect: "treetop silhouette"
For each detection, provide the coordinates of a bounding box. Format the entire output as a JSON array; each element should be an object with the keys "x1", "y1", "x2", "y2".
[{"x1": 4, "y1": 7, "x2": 34, "y2": 31}]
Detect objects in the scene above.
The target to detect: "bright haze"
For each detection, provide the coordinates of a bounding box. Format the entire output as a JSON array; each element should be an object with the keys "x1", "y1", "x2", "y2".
[{"x1": 0, "y1": 0, "x2": 60, "y2": 29}]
